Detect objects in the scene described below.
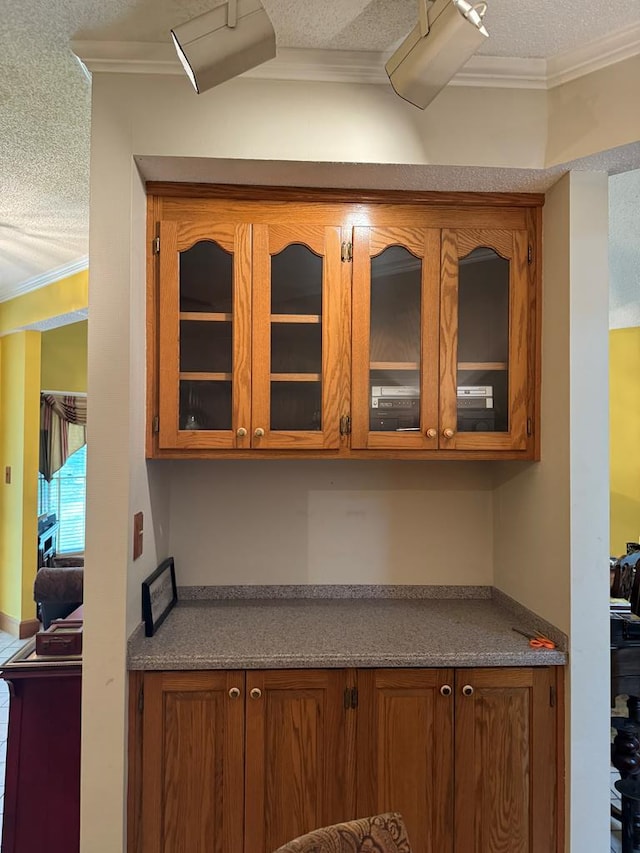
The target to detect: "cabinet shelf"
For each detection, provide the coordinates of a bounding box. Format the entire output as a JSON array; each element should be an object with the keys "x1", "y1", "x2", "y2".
[
  {"x1": 370, "y1": 361, "x2": 419, "y2": 371},
  {"x1": 458, "y1": 362, "x2": 508, "y2": 371},
  {"x1": 270, "y1": 373, "x2": 321, "y2": 382},
  {"x1": 180, "y1": 312, "x2": 232, "y2": 322},
  {"x1": 180, "y1": 372, "x2": 231, "y2": 381},
  {"x1": 271, "y1": 314, "x2": 321, "y2": 325}
]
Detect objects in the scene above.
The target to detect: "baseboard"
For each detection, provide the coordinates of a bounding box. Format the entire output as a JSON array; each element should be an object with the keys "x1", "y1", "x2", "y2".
[{"x1": 0, "y1": 612, "x2": 40, "y2": 639}]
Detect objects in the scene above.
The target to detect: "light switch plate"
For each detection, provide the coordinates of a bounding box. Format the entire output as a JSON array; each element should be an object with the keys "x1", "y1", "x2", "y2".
[{"x1": 133, "y1": 512, "x2": 144, "y2": 560}]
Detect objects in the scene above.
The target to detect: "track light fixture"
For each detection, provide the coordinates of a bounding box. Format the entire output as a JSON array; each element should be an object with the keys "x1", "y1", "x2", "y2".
[
  {"x1": 386, "y1": 0, "x2": 489, "y2": 110},
  {"x1": 171, "y1": 0, "x2": 276, "y2": 94}
]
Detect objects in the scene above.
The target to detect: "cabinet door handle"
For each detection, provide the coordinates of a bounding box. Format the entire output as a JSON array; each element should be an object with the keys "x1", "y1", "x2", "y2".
[
  {"x1": 236, "y1": 427, "x2": 247, "y2": 437},
  {"x1": 228, "y1": 687, "x2": 241, "y2": 699},
  {"x1": 462, "y1": 684, "x2": 474, "y2": 696},
  {"x1": 250, "y1": 687, "x2": 262, "y2": 699},
  {"x1": 426, "y1": 428, "x2": 437, "y2": 439},
  {"x1": 443, "y1": 428, "x2": 455, "y2": 439},
  {"x1": 254, "y1": 428, "x2": 265, "y2": 438},
  {"x1": 440, "y1": 684, "x2": 452, "y2": 697}
]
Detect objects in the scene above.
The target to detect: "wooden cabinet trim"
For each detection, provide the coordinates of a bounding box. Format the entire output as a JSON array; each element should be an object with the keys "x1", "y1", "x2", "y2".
[{"x1": 147, "y1": 182, "x2": 545, "y2": 208}]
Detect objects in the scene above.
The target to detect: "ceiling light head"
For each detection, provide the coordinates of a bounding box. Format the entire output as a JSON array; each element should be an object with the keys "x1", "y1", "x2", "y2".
[
  {"x1": 171, "y1": 0, "x2": 276, "y2": 95},
  {"x1": 386, "y1": 0, "x2": 489, "y2": 110}
]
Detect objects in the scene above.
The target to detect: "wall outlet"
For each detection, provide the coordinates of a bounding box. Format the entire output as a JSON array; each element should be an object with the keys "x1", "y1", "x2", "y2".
[{"x1": 4, "y1": 466, "x2": 10, "y2": 484}]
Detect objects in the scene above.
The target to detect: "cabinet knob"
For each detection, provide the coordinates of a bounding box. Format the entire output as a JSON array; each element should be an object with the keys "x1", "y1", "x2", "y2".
[
  {"x1": 426, "y1": 428, "x2": 437, "y2": 439},
  {"x1": 228, "y1": 687, "x2": 241, "y2": 699},
  {"x1": 440, "y1": 684, "x2": 452, "y2": 697},
  {"x1": 236, "y1": 427, "x2": 247, "y2": 437},
  {"x1": 443, "y1": 428, "x2": 455, "y2": 439},
  {"x1": 250, "y1": 687, "x2": 262, "y2": 699},
  {"x1": 254, "y1": 428, "x2": 265, "y2": 438},
  {"x1": 462, "y1": 684, "x2": 474, "y2": 696}
]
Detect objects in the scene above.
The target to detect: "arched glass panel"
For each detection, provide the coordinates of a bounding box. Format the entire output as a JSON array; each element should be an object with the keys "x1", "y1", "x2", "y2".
[
  {"x1": 369, "y1": 246, "x2": 422, "y2": 432},
  {"x1": 457, "y1": 247, "x2": 510, "y2": 433},
  {"x1": 270, "y1": 244, "x2": 323, "y2": 431},
  {"x1": 178, "y1": 240, "x2": 234, "y2": 430}
]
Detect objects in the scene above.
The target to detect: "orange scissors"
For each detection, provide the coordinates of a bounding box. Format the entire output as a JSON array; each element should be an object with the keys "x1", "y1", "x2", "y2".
[{"x1": 512, "y1": 627, "x2": 556, "y2": 649}]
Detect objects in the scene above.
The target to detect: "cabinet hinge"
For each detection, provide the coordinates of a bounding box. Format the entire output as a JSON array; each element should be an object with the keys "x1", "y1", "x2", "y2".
[
  {"x1": 527, "y1": 244, "x2": 533, "y2": 265},
  {"x1": 153, "y1": 236, "x2": 160, "y2": 254},
  {"x1": 344, "y1": 686, "x2": 358, "y2": 710},
  {"x1": 550, "y1": 685, "x2": 556, "y2": 708},
  {"x1": 152, "y1": 415, "x2": 160, "y2": 434},
  {"x1": 340, "y1": 414, "x2": 351, "y2": 436},
  {"x1": 138, "y1": 684, "x2": 144, "y2": 714},
  {"x1": 526, "y1": 417, "x2": 532, "y2": 437},
  {"x1": 341, "y1": 241, "x2": 353, "y2": 263}
]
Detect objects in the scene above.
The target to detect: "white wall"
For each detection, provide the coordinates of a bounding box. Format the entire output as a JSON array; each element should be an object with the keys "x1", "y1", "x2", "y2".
[
  {"x1": 493, "y1": 172, "x2": 610, "y2": 853},
  {"x1": 609, "y1": 168, "x2": 640, "y2": 330}
]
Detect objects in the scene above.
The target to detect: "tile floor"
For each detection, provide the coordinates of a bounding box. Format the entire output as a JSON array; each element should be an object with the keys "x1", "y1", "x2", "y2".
[{"x1": 0, "y1": 630, "x2": 29, "y2": 846}]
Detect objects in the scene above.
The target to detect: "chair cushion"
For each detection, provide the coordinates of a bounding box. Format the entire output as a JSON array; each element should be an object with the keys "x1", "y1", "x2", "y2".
[{"x1": 272, "y1": 813, "x2": 413, "y2": 853}]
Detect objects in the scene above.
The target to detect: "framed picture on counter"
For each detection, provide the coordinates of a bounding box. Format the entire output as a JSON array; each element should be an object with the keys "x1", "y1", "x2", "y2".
[{"x1": 142, "y1": 557, "x2": 177, "y2": 637}]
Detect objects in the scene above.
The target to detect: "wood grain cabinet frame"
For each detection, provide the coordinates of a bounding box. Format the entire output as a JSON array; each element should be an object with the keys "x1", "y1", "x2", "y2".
[
  {"x1": 128, "y1": 666, "x2": 563, "y2": 853},
  {"x1": 146, "y1": 185, "x2": 543, "y2": 460}
]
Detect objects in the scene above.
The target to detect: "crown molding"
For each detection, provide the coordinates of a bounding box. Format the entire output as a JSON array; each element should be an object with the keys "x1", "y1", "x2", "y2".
[
  {"x1": 73, "y1": 21, "x2": 640, "y2": 91},
  {"x1": 0, "y1": 256, "x2": 89, "y2": 304},
  {"x1": 546, "y1": 20, "x2": 640, "y2": 88}
]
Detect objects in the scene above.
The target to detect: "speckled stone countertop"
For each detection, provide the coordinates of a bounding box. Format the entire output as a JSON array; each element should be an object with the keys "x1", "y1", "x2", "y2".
[{"x1": 128, "y1": 589, "x2": 567, "y2": 670}]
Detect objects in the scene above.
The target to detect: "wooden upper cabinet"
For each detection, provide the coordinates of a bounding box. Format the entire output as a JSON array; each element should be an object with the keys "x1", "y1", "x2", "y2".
[
  {"x1": 157, "y1": 220, "x2": 252, "y2": 450},
  {"x1": 351, "y1": 227, "x2": 441, "y2": 450},
  {"x1": 140, "y1": 671, "x2": 245, "y2": 853},
  {"x1": 148, "y1": 189, "x2": 541, "y2": 459},
  {"x1": 440, "y1": 229, "x2": 530, "y2": 452},
  {"x1": 244, "y1": 670, "x2": 356, "y2": 853},
  {"x1": 453, "y1": 668, "x2": 558, "y2": 853},
  {"x1": 251, "y1": 224, "x2": 343, "y2": 450}
]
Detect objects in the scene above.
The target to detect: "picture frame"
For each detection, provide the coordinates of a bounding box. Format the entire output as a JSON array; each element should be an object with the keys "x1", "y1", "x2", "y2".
[{"x1": 141, "y1": 557, "x2": 177, "y2": 637}]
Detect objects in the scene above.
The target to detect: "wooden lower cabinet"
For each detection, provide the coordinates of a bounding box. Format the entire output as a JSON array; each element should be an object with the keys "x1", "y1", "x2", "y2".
[{"x1": 130, "y1": 667, "x2": 561, "y2": 853}]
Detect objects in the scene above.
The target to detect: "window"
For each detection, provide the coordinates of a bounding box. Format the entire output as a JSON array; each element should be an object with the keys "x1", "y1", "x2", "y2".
[{"x1": 38, "y1": 444, "x2": 86, "y2": 554}]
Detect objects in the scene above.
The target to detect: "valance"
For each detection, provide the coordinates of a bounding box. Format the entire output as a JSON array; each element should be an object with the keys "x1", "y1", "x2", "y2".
[{"x1": 39, "y1": 394, "x2": 87, "y2": 482}]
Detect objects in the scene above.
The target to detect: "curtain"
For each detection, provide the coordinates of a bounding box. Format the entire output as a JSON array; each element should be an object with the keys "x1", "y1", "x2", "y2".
[{"x1": 39, "y1": 394, "x2": 87, "y2": 482}]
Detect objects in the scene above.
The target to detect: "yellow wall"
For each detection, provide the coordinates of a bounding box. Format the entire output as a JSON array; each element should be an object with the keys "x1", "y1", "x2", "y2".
[
  {"x1": 41, "y1": 321, "x2": 88, "y2": 393},
  {"x1": 0, "y1": 271, "x2": 88, "y2": 631},
  {"x1": 0, "y1": 269, "x2": 88, "y2": 335},
  {"x1": 610, "y1": 326, "x2": 640, "y2": 555},
  {"x1": 0, "y1": 332, "x2": 42, "y2": 623}
]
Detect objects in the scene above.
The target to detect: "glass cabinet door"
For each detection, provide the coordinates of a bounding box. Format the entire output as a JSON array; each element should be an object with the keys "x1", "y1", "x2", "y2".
[
  {"x1": 439, "y1": 229, "x2": 529, "y2": 451},
  {"x1": 351, "y1": 227, "x2": 440, "y2": 450},
  {"x1": 250, "y1": 224, "x2": 342, "y2": 449},
  {"x1": 157, "y1": 220, "x2": 251, "y2": 449}
]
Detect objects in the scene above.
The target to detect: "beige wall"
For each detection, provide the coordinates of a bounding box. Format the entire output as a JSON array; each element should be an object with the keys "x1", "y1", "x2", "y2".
[
  {"x1": 493, "y1": 172, "x2": 610, "y2": 852},
  {"x1": 169, "y1": 461, "x2": 494, "y2": 586}
]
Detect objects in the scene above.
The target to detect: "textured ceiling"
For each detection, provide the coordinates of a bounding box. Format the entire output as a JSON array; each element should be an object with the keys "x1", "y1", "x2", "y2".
[{"x1": 2, "y1": 0, "x2": 640, "y2": 300}]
